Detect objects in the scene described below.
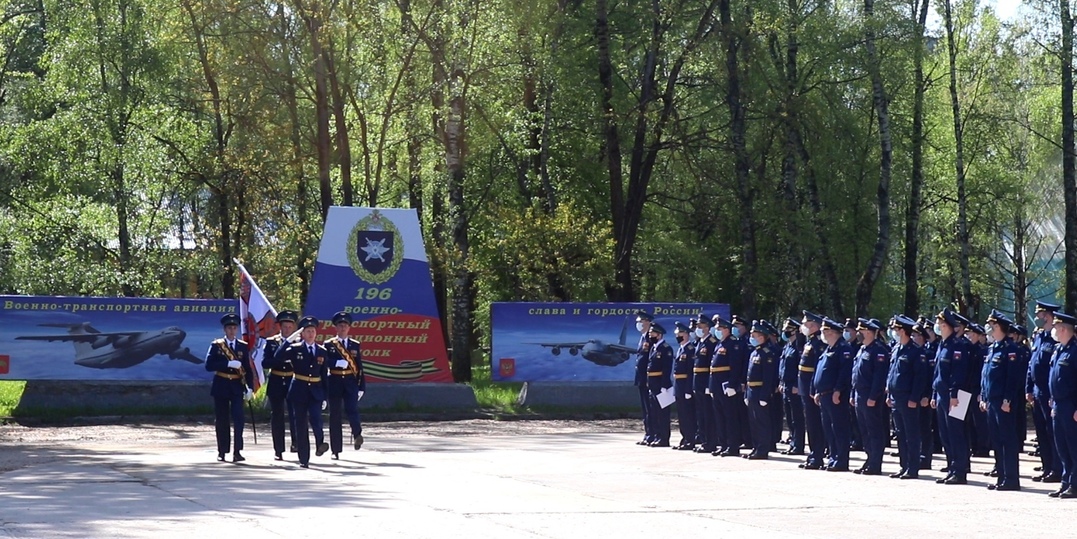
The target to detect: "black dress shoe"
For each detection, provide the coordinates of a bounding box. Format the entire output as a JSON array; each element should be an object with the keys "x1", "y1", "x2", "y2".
[
  {"x1": 861, "y1": 470, "x2": 881, "y2": 476},
  {"x1": 720, "y1": 450, "x2": 740, "y2": 457},
  {"x1": 1060, "y1": 487, "x2": 1077, "y2": 499},
  {"x1": 935, "y1": 476, "x2": 951, "y2": 484},
  {"x1": 940, "y1": 467, "x2": 950, "y2": 473},
  {"x1": 332, "y1": 453, "x2": 339, "y2": 460},
  {"x1": 636, "y1": 440, "x2": 648, "y2": 446},
  {"x1": 674, "y1": 444, "x2": 696, "y2": 451},
  {"x1": 316, "y1": 442, "x2": 329, "y2": 457},
  {"x1": 826, "y1": 466, "x2": 850, "y2": 472},
  {"x1": 852, "y1": 468, "x2": 863, "y2": 474},
  {"x1": 996, "y1": 484, "x2": 1021, "y2": 491},
  {"x1": 274, "y1": 453, "x2": 283, "y2": 461},
  {"x1": 217, "y1": 453, "x2": 226, "y2": 462},
  {"x1": 290, "y1": 444, "x2": 298, "y2": 453},
  {"x1": 988, "y1": 469, "x2": 999, "y2": 477},
  {"x1": 987, "y1": 484, "x2": 998, "y2": 490},
  {"x1": 1034, "y1": 466, "x2": 1044, "y2": 472},
  {"x1": 1043, "y1": 473, "x2": 1063, "y2": 484},
  {"x1": 1032, "y1": 474, "x2": 1045, "y2": 482},
  {"x1": 747, "y1": 454, "x2": 768, "y2": 460},
  {"x1": 899, "y1": 473, "x2": 919, "y2": 480},
  {"x1": 299, "y1": 462, "x2": 309, "y2": 469},
  {"x1": 354, "y1": 434, "x2": 364, "y2": 450},
  {"x1": 651, "y1": 441, "x2": 670, "y2": 448},
  {"x1": 1049, "y1": 489, "x2": 1064, "y2": 498},
  {"x1": 785, "y1": 450, "x2": 805, "y2": 456},
  {"x1": 803, "y1": 463, "x2": 823, "y2": 470},
  {"x1": 232, "y1": 453, "x2": 245, "y2": 463},
  {"x1": 889, "y1": 472, "x2": 904, "y2": 478},
  {"x1": 889, "y1": 451, "x2": 900, "y2": 457},
  {"x1": 944, "y1": 476, "x2": 967, "y2": 485}
]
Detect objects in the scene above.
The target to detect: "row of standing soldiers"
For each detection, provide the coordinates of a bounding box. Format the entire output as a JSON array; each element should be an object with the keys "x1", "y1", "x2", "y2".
[
  {"x1": 204, "y1": 310, "x2": 367, "y2": 468},
  {"x1": 633, "y1": 301, "x2": 1077, "y2": 497}
]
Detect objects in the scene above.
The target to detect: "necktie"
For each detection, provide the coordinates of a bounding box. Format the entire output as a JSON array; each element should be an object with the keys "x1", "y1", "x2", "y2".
[{"x1": 309, "y1": 346, "x2": 314, "y2": 357}]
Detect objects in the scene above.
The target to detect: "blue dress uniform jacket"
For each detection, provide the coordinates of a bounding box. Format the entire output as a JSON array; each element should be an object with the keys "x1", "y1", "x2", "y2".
[
  {"x1": 887, "y1": 342, "x2": 929, "y2": 403},
  {"x1": 746, "y1": 342, "x2": 778, "y2": 456},
  {"x1": 325, "y1": 336, "x2": 367, "y2": 391},
  {"x1": 710, "y1": 337, "x2": 746, "y2": 394},
  {"x1": 780, "y1": 334, "x2": 806, "y2": 392},
  {"x1": 852, "y1": 340, "x2": 890, "y2": 403},
  {"x1": 1028, "y1": 330, "x2": 1057, "y2": 398},
  {"x1": 262, "y1": 335, "x2": 294, "y2": 398},
  {"x1": 813, "y1": 339, "x2": 853, "y2": 397},
  {"x1": 933, "y1": 335, "x2": 968, "y2": 400},
  {"x1": 814, "y1": 338, "x2": 854, "y2": 469},
  {"x1": 1049, "y1": 339, "x2": 1077, "y2": 488},
  {"x1": 673, "y1": 341, "x2": 697, "y2": 397},
  {"x1": 634, "y1": 334, "x2": 650, "y2": 387},
  {"x1": 693, "y1": 336, "x2": 718, "y2": 393},
  {"x1": 206, "y1": 338, "x2": 253, "y2": 397},
  {"x1": 1050, "y1": 340, "x2": 1077, "y2": 408},
  {"x1": 692, "y1": 335, "x2": 719, "y2": 450},
  {"x1": 981, "y1": 339, "x2": 1023, "y2": 405},
  {"x1": 646, "y1": 340, "x2": 675, "y2": 393},
  {"x1": 798, "y1": 333, "x2": 826, "y2": 466},
  {"x1": 798, "y1": 335, "x2": 825, "y2": 396},
  {"x1": 269, "y1": 340, "x2": 329, "y2": 465},
  {"x1": 746, "y1": 343, "x2": 778, "y2": 395},
  {"x1": 634, "y1": 334, "x2": 653, "y2": 442},
  {"x1": 324, "y1": 336, "x2": 367, "y2": 454}
]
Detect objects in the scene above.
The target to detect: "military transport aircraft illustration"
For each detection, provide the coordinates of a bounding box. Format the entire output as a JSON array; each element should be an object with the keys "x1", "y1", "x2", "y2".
[
  {"x1": 526, "y1": 318, "x2": 639, "y2": 367},
  {"x1": 16, "y1": 323, "x2": 204, "y2": 369}
]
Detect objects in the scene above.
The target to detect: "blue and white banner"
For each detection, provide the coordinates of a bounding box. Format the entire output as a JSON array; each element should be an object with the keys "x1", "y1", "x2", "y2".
[
  {"x1": 0, "y1": 296, "x2": 233, "y2": 380},
  {"x1": 491, "y1": 302, "x2": 730, "y2": 382}
]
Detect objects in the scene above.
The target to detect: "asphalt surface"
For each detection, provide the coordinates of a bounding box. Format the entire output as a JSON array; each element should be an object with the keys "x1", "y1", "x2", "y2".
[{"x1": 0, "y1": 419, "x2": 1068, "y2": 538}]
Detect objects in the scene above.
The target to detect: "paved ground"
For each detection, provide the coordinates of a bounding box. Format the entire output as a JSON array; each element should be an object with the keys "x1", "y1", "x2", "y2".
[{"x1": 0, "y1": 419, "x2": 1069, "y2": 538}]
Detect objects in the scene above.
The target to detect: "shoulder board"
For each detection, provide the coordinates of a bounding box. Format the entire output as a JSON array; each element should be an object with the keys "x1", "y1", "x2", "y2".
[
  {"x1": 236, "y1": 339, "x2": 248, "y2": 346},
  {"x1": 268, "y1": 335, "x2": 282, "y2": 342},
  {"x1": 213, "y1": 338, "x2": 225, "y2": 344},
  {"x1": 706, "y1": 336, "x2": 717, "y2": 343}
]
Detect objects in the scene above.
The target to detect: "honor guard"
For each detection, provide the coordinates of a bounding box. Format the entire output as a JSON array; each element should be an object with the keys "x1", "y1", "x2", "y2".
[
  {"x1": 852, "y1": 318, "x2": 889, "y2": 475},
  {"x1": 1047, "y1": 311, "x2": 1077, "y2": 498},
  {"x1": 692, "y1": 314, "x2": 719, "y2": 453},
  {"x1": 887, "y1": 315, "x2": 930, "y2": 479},
  {"x1": 267, "y1": 316, "x2": 329, "y2": 468},
  {"x1": 205, "y1": 313, "x2": 254, "y2": 463},
  {"x1": 634, "y1": 311, "x2": 655, "y2": 445},
  {"x1": 932, "y1": 309, "x2": 971, "y2": 485},
  {"x1": 779, "y1": 318, "x2": 807, "y2": 456},
  {"x1": 710, "y1": 315, "x2": 746, "y2": 456},
  {"x1": 672, "y1": 321, "x2": 698, "y2": 450},
  {"x1": 1028, "y1": 301, "x2": 1061, "y2": 483},
  {"x1": 814, "y1": 317, "x2": 853, "y2": 471},
  {"x1": 798, "y1": 311, "x2": 827, "y2": 469},
  {"x1": 979, "y1": 310, "x2": 1022, "y2": 491},
  {"x1": 645, "y1": 323, "x2": 674, "y2": 447},
  {"x1": 262, "y1": 310, "x2": 298, "y2": 460},
  {"x1": 744, "y1": 321, "x2": 778, "y2": 460},
  {"x1": 324, "y1": 311, "x2": 367, "y2": 459}
]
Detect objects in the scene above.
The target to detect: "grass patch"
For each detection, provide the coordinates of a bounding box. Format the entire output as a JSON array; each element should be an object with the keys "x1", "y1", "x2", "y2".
[
  {"x1": 0, "y1": 381, "x2": 26, "y2": 417},
  {"x1": 469, "y1": 363, "x2": 524, "y2": 413}
]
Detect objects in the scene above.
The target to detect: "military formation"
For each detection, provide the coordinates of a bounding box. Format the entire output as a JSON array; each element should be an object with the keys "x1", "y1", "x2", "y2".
[
  {"x1": 634, "y1": 302, "x2": 1077, "y2": 497},
  {"x1": 206, "y1": 310, "x2": 367, "y2": 468}
]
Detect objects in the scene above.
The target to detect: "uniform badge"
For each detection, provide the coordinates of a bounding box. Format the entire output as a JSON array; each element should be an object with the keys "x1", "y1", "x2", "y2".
[
  {"x1": 1008, "y1": 353, "x2": 1016, "y2": 361},
  {"x1": 718, "y1": 348, "x2": 727, "y2": 355},
  {"x1": 954, "y1": 351, "x2": 962, "y2": 359}
]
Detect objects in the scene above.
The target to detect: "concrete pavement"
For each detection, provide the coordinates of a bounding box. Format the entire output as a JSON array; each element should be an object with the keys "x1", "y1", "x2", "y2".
[{"x1": 0, "y1": 424, "x2": 1067, "y2": 538}]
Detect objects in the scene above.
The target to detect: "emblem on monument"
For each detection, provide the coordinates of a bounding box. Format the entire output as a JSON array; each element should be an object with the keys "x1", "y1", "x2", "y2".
[{"x1": 347, "y1": 210, "x2": 403, "y2": 285}]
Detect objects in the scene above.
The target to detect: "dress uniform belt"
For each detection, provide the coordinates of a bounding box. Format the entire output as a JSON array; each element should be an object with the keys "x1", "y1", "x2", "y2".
[
  {"x1": 709, "y1": 366, "x2": 731, "y2": 373},
  {"x1": 693, "y1": 368, "x2": 709, "y2": 373},
  {"x1": 674, "y1": 374, "x2": 689, "y2": 379},
  {"x1": 330, "y1": 368, "x2": 357, "y2": 376},
  {"x1": 646, "y1": 371, "x2": 663, "y2": 377},
  {"x1": 747, "y1": 381, "x2": 764, "y2": 387},
  {"x1": 269, "y1": 369, "x2": 293, "y2": 377},
  {"x1": 293, "y1": 374, "x2": 322, "y2": 383},
  {"x1": 798, "y1": 365, "x2": 816, "y2": 372},
  {"x1": 215, "y1": 372, "x2": 242, "y2": 380}
]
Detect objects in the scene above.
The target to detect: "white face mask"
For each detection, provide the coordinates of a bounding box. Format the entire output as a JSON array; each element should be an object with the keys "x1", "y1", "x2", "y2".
[
  {"x1": 636, "y1": 321, "x2": 645, "y2": 333},
  {"x1": 842, "y1": 330, "x2": 853, "y2": 341},
  {"x1": 695, "y1": 328, "x2": 705, "y2": 339},
  {"x1": 1052, "y1": 328, "x2": 1060, "y2": 342}
]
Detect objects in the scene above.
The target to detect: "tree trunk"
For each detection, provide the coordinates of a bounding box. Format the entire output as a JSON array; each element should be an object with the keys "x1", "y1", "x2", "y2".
[
  {"x1": 943, "y1": 0, "x2": 972, "y2": 315},
  {"x1": 904, "y1": 0, "x2": 929, "y2": 316},
  {"x1": 855, "y1": 0, "x2": 892, "y2": 316},
  {"x1": 1063, "y1": 0, "x2": 1077, "y2": 312},
  {"x1": 327, "y1": 48, "x2": 353, "y2": 207},
  {"x1": 596, "y1": 0, "x2": 629, "y2": 301},
  {"x1": 401, "y1": 0, "x2": 423, "y2": 221},
  {"x1": 1013, "y1": 208, "x2": 1028, "y2": 323},
  {"x1": 720, "y1": 0, "x2": 757, "y2": 317},
  {"x1": 303, "y1": 2, "x2": 333, "y2": 221}
]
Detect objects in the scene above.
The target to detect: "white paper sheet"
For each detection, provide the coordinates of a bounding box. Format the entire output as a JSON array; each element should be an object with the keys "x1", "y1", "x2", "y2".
[{"x1": 948, "y1": 389, "x2": 973, "y2": 420}]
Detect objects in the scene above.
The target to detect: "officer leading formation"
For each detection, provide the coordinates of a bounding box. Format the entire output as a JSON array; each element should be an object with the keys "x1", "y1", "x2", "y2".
[
  {"x1": 207, "y1": 310, "x2": 367, "y2": 468},
  {"x1": 633, "y1": 303, "x2": 1077, "y2": 497}
]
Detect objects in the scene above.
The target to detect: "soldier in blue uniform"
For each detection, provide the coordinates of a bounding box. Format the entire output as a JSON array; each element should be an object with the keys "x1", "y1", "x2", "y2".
[
  {"x1": 814, "y1": 317, "x2": 853, "y2": 471},
  {"x1": 731, "y1": 315, "x2": 754, "y2": 449},
  {"x1": 743, "y1": 321, "x2": 778, "y2": 460},
  {"x1": 692, "y1": 314, "x2": 719, "y2": 453},
  {"x1": 1028, "y1": 301, "x2": 1060, "y2": 483},
  {"x1": 798, "y1": 311, "x2": 827, "y2": 469},
  {"x1": 761, "y1": 320, "x2": 784, "y2": 452},
  {"x1": 1010, "y1": 324, "x2": 1031, "y2": 456},
  {"x1": 916, "y1": 317, "x2": 940, "y2": 470},
  {"x1": 266, "y1": 316, "x2": 329, "y2": 468},
  {"x1": 966, "y1": 324, "x2": 992, "y2": 459},
  {"x1": 645, "y1": 322, "x2": 674, "y2": 447},
  {"x1": 779, "y1": 318, "x2": 806, "y2": 456},
  {"x1": 1048, "y1": 311, "x2": 1077, "y2": 498},
  {"x1": 205, "y1": 313, "x2": 254, "y2": 463},
  {"x1": 261, "y1": 310, "x2": 298, "y2": 460},
  {"x1": 634, "y1": 311, "x2": 655, "y2": 445},
  {"x1": 324, "y1": 311, "x2": 367, "y2": 459},
  {"x1": 852, "y1": 318, "x2": 889, "y2": 475},
  {"x1": 672, "y1": 321, "x2": 698, "y2": 450},
  {"x1": 977, "y1": 310, "x2": 1023, "y2": 491},
  {"x1": 710, "y1": 315, "x2": 746, "y2": 456},
  {"x1": 932, "y1": 309, "x2": 970, "y2": 484},
  {"x1": 887, "y1": 315, "x2": 929, "y2": 479}
]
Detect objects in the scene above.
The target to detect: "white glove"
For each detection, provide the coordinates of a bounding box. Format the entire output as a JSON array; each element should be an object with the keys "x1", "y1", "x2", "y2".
[
  {"x1": 227, "y1": 360, "x2": 242, "y2": 369},
  {"x1": 321, "y1": 400, "x2": 327, "y2": 411},
  {"x1": 335, "y1": 359, "x2": 349, "y2": 369},
  {"x1": 744, "y1": 397, "x2": 749, "y2": 406},
  {"x1": 760, "y1": 400, "x2": 768, "y2": 407},
  {"x1": 357, "y1": 390, "x2": 365, "y2": 401},
  {"x1": 724, "y1": 388, "x2": 736, "y2": 397},
  {"x1": 685, "y1": 393, "x2": 692, "y2": 400},
  {"x1": 705, "y1": 388, "x2": 712, "y2": 395},
  {"x1": 244, "y1": 388, "x2": 254, "y2": 402}
]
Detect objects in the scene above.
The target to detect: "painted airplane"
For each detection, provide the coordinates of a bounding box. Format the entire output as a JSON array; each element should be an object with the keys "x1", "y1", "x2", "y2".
[
  {"x1": 527, "y1": 318, "x2": 639, "y2": 367},
  {"x1": 16, "y1": 323, "x2": 204, "y2": 369}
]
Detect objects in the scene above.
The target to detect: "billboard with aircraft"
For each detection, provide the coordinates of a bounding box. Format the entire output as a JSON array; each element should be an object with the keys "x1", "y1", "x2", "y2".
[
  {"x1": 0, "y1": 296, "x2": 233, "y2": 380},
  {"x1": 491, "y1": 302, "x2": 730, "y2": 382}
]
